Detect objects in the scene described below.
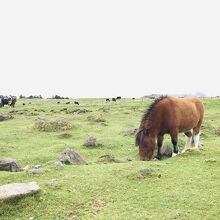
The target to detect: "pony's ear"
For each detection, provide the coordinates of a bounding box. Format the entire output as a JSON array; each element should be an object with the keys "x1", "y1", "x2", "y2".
[
  {"x1": 143, "y1": 128, "x2": 150, "y2": 136},
  {"x1": 135, "y1": 129, "x2": 143, "y2": 146}
]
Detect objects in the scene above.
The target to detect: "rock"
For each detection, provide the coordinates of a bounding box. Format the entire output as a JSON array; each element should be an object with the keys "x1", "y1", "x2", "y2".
[
  {"x1": 139, "y1": 168, "x2": 154, "y2": 176},
  {"x1": 51, "y1": 179, "x2": 59, "y2": 188},
  {"x1": 83, "y1": 136, "x2": 98, "y2": 147},
  {"x1": 160, "y1": 145, "x2": 173, "y2": 157},
  {"x1": 54, "y1": 160, "x2": 63, "y2": 168},
  {"x1": 98, "y1": 154, "x2": 117, "y2": 163},
  {"x1": 0, "y1": 182, "x2": 40, "y2": 201},
  {"x1": 0, "y1": 158, "x2": 21, "y2": 172},
  {"x1": 124, "y1": 128, "x2": 137, "y2": 136},
  {"x1": 30, "y1": 167, "x2": 42, "y2": 174},
  {"x1": 59, "y1": 148, "x2": 87, "y2": 165},
  {"x1": 0, "y1": 114, "x2": 13, "y2": 121},
  {"x1": 125, "y1": 156, "x2": 132, "y2": 162}
]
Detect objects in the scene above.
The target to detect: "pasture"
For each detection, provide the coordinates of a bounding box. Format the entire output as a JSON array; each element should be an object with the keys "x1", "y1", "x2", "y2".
[{"x1": 0, "y1": 98, "x2": 220, "y2": 220}]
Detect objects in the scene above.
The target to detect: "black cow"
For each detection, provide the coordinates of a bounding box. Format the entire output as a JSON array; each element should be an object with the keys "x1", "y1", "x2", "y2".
[
  {"x1": 116, "y1": 96, "x2": 121, "y2": 100},
  {"x1": 74, "y1": 101, "x2": 79, "y2": 105},
  {"x1": 65, "y1": 102, "x2": 70, "y2": 104},
  {"x1": 112, "y1": 98, "x2": 116, "y2": 102},
  {"x1": 106, "y1": 98, "x2": 110, "y2": 102}
]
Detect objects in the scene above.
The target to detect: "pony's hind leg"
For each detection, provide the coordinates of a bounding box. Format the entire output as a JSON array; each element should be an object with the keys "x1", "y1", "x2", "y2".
[
  {"x1": 193, "y1": 122, "x2": 203, "y2": 149},
  {"x1": 182, "y1": 130, "x2": 193, "y2": 153},
  {"x1": 193, "y1": 130, "x2": 201, "y2": 149}
]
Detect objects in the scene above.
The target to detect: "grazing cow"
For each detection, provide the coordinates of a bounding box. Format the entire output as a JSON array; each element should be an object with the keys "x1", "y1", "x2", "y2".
[
  {"x1": 65, "y1": 102, "x2": 70, "y2": 104},
  {"x1": 57, "y1": 101, "x2": 60, "y2": 104},
  {"x1": 132, "y1": 98, "x2": 135, "y2": 100},
  {"x1": 74, "y1": 101, "x2": 79, "y2": 105},
  {"x1": 106, "y1": 98, "x2": 110, "y2": 102},
  {"x1": 23, "y1": 103, "x2": 26, "y2": 106},
  {"x1": 112, "y1": 98, "x2": 116, "y2": 102},
  {"x1": 116, "y1": 96, "x2": 121, "y2": 100}
]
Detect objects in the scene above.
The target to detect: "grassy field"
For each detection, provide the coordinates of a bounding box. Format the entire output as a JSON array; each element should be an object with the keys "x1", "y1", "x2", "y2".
[{"x1": 0, "y1": 97, "x2": 219, "y2": 220}]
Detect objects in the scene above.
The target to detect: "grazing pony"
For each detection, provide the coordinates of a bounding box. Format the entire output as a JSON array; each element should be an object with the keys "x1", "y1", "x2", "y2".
[{"x1": 135, "y1": 96, "x2": 204, "y2": 161}]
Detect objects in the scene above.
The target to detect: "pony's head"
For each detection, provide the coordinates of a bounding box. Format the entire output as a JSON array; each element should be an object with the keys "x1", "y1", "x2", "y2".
[{"x1": 135, "y1": 128, "x2": 156, "y2": 160}]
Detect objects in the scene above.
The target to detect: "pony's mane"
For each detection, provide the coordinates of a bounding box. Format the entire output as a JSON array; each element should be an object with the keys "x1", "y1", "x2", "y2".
[
  {"x1": 135, "y1": 95, "x2": 168, "y2": 146},
  {"x1": 140, "y1": 95, "x2": 168, "y2": 129}
]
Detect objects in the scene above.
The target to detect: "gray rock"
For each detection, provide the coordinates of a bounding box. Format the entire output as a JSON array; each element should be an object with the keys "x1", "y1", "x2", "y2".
[
  {"x1": 0, "y1": 114, "x2": 13, "y2": 121},
  {"x1": 83, "y1": 136, "x2": 98, "y2": 147},
  {"x1": 30, "y1": 167, "x2": 42, "y2": 174},
  {"x1": 0, "y1": 182, "x2": 40, "y2": 201},
  {"x1": 59, "y1": 148, "x2": 87, "y2": 165},
  {"x1": 0, "y1": 158, "x2": 21, "y2": 172},
  {"x1": 125, "y1": 156, "x2": 132, "y2": 162},
  {"x1": 54, "y1": 160, "x2": 63, "y2": 168},
  {"x1": 124, "y1": 128, "x2": 137, "y2": 136}
]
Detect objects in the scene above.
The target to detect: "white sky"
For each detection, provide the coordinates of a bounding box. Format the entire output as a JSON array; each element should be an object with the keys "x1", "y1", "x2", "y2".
[{"x1": 0, "y1": 1, "x2": 219, "y2": 98}]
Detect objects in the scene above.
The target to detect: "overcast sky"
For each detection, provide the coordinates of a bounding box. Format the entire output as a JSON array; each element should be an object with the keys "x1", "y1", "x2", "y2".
[{"x1": 0, "y1": 1, "x2": 219, "y2": 98}]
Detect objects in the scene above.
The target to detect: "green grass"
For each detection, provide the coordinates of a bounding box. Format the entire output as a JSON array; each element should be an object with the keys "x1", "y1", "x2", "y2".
[{"x1": 0, "y1": 98, "x2": 220, "y2": 220}]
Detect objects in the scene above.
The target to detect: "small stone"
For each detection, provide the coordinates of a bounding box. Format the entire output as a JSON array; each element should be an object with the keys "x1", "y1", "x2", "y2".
[
  {"x1": 83, "y1": 136, "x2": 98, "y2": 147},
  {"x1": 54, "y1": 160, "x2": 63, "y2": 168},
  {"x1": 125, "y1": 157, "x2": 132, "y2": 162},
  {"x1": 59, "y1": 148, "x2": 87, "y2": 165},
  {"x1": 51, "y1": 179, "x2": 59, "y2": 188},
  {"x1": 30, "y1": 167, "x2": 42, "y2": 174},
  {"x1": 34, "y1": 165, "x2": 41, "y2": 169}
]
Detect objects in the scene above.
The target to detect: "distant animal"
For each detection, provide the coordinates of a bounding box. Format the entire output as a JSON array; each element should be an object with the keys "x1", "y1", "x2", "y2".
[
  {"x1": 10, "y1": 96, "x2": 17, "y2": 108},
  {"x1": 57, "y1": 101, "x2": 60, "y2": 104},
  {"x1": 106, "y1": 98, "x2": 110, "y2": 102},
  {"x1": 74, "y1": 101, "x2": 79, "y2": 105},
  {"x1": 135, "y1": 96, "x2": 204, "y2": 161},
  {"x1": 116, "y1": 96, "x2": 121, "y2": 100},
  {"x1": 23, "y1": 103, "x2": 26, "y2": 106},
  {"x1": 65, "y1": 102, "x2": 70, "y2": 104},
  {"x1": 112, "y1": 98, "x2": 116, "y2": 102},
  {"x1": 132, "y1": 98, "x2": 135, "y2": 100},
  {"x1": 0, "y1": 95, "x2": 17, "y2": 108}
]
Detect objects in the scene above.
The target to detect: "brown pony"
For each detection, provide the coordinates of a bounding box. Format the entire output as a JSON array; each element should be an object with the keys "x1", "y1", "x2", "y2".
[{"x1": 135, "y1": 96, "x2": 204, "y2": 160}]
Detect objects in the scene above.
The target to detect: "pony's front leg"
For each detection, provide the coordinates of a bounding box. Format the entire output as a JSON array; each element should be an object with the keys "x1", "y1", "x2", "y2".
[
  {"x1": 170, "y1": 131, "x2": 179, "y2": 157},
  {"x1": 155, "y1": 135, "x2": 164, "y2": 160}
]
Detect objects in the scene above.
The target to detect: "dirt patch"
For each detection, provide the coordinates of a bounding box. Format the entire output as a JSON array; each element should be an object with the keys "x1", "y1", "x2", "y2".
[{"x1": 91, "y1": 199, "x2": 107, "y2": 213}]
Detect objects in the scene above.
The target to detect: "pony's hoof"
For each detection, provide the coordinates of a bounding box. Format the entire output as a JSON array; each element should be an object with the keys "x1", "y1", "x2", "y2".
[
  {"x1": 172, "y1": 152, "x2": 179, "y2": 157},
  {"x1": 181, "y1": 149, "x2": 190, "y2": 153}
]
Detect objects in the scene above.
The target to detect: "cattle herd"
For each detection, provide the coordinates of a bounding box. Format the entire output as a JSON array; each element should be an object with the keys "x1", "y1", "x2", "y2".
[{"x1": 0, "y1": 95, "x2": 137, "y2": 108}]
